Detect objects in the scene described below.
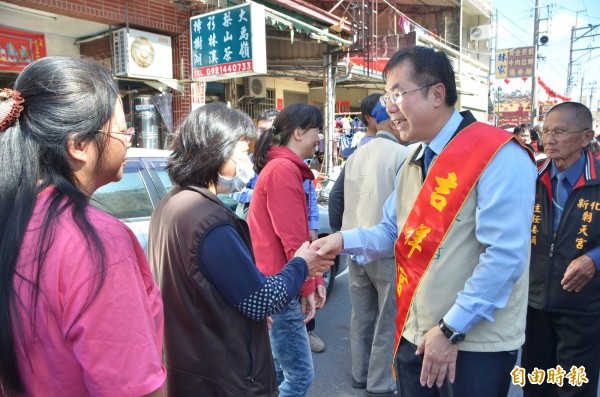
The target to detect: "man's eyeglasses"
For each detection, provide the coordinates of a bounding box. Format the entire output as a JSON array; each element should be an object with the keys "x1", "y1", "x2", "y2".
[
  {"x1": 539, "y1": 129, "x2": 587, "y2": 140},
  {"x1": 100, "y1": 127, "x2": 136, "y2": 143},
  {"x1": 380, "y1": 83, "x2": 439, "y2": 106}
]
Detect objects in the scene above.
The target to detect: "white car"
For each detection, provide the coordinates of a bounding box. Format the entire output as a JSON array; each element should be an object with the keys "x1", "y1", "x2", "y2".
[{"x1": 91, "y1": 148, "x2": 340, "y2": 295}]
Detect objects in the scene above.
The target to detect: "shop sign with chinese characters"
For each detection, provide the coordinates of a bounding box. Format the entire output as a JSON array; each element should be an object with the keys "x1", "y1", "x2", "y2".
[
  {"x1": 495, "y1": 46, "x2": 535, "y2": 79},
  {"x1": 0, "y1": 27, "x2": 46, "y2": 73},
  {"x1": 190, "y1": 3, "x2": 267, "y2": 81}
]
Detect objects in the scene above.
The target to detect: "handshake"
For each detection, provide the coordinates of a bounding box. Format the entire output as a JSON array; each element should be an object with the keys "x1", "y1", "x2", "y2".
[{"x1": 295, "y1": 232, "x2": 344, "y2": 277}]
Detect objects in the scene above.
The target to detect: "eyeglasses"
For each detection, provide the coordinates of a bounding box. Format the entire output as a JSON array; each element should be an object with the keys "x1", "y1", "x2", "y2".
[
  {"x1": 380, "y1": 83, "x2": 440, "y2": 106},
  {"x1": 539, "y1": 129, "x2": 587, "y2": 140},
  {"x1": 100, "y1": 127, "x2": 136, "y2": 143}
]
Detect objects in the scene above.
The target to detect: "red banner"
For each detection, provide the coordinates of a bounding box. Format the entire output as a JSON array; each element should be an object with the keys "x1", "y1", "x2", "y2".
[
  {"x1": 0, "y1": 27, "x2": 46, "y2": 73},
  {"x1": 349, "y1": 57, "x2": 389, "y2": 74}
]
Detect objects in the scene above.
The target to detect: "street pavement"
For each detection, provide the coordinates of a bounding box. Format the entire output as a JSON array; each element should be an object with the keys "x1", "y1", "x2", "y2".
[{"x1": 308, "y1": 257, "x2": 525, "y2": 397}]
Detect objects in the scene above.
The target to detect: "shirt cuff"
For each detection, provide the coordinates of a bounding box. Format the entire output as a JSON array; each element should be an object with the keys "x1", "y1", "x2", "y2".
[
  {"x1": 443, "y1": 304, "x2": 477, "y2": 334},
  {"x1": 584, "y1": 248, "x2": 600, "y2": 271},
  {"x1": 341, "y1": 230, "x2": 361, "y2": 252}
]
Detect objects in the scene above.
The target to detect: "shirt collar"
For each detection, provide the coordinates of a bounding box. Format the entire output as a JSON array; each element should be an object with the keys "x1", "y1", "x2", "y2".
[
  {"x1": 550, "y1": 150, "x2": 587, "y2": 186},
  {"x1": 417, "y1": 109, "x2": 463, "y2": 159},
  {"x1": 375, "y1": 130, "x2": 399, "y2": 143}
]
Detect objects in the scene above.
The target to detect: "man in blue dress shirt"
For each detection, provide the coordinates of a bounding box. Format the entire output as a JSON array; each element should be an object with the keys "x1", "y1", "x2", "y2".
[{"x1": 313, "y1": 45, "x2": 536, "y2": 397}]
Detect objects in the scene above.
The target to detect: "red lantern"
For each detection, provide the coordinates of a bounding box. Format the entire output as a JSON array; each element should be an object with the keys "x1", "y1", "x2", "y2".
[
  {"x1": 504, "y1": 78, "x2": 510, "y2": 84},
  {"x1": 522, "y1": 77, "x2": 528, "y2": 82}
]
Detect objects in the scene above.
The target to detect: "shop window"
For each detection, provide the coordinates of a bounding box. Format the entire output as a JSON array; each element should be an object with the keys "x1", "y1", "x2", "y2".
[{"x1": 283, "y1": 91, "x2": 309, "y2": 106}]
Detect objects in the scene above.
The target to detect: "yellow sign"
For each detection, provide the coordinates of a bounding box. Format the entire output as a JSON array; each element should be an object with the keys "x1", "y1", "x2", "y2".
[{"x1": 495, "y1": 46, "x2": 535, "y2": 79}]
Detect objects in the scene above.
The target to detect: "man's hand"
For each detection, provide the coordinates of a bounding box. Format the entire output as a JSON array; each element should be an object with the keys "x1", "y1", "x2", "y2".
[
  {"x1": 415, "y1": 326, "x2": 459, "y2": 388},
  {"x1": 315, "y1": 284, "x2": 327, "y2": 309},
  {"x1": 312, "y1": 232, "x2": 343, "y2": 258},
  {"x1": 295, "y1": 242, "x2": 334, "y2": 277},
  {"x1": 309, "y1": 229, "x2": 318, "y2": 243},
  {"x1": 561, "y1": 254, "x2": 597, "y2": 292},
  {"x1": 300, "y1": 293, "x2": 316, "y2": 324}
]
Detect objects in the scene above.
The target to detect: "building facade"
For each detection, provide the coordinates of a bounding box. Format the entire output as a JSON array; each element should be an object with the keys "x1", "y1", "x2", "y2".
[{"x1": 0, "y1": 0, "x2": 492, "y2": 156}]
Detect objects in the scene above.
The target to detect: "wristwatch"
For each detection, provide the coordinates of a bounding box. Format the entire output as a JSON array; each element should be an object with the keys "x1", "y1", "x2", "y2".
[{"x1": 438, "y1": 319, "x2": 465, "y2": 344}]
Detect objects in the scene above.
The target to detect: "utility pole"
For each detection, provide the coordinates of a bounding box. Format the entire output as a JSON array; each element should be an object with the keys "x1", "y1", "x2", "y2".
[
  {"x1": 579, "y1": 72, "x2": 585, "y2": 103},
  {"x1": 565, "y1": 23, "x2": 600, "y2": 96},
  {"x1": 530, "y1": 0, "x2": 540, "y2": 126},
  {"x1": 490, "y1": 9, "x2": 498, "y2": 125},
  {"x1": 566, "y1": 26, "x2": 575, "y2": 97},
  {"x1": 322, "y1": 47, "x2": 335, "y2": 177}
]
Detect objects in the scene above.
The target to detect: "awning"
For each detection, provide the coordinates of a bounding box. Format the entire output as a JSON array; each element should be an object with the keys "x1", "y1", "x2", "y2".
[
  {"x1": 252, "y1": 0, "x2": 354, "y2": 46},
  {"x1": 266, "y1": 0, "x2": 353, "y2": 35}
]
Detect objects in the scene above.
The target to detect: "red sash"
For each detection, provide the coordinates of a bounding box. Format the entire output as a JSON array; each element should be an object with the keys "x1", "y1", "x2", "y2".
[{"x1": 393, "y1": 122, "x2": 522, "y2": 350}]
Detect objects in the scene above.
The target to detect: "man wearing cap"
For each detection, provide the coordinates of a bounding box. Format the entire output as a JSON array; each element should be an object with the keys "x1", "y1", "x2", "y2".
[
  {"x1": 357, "y1": 93, "x2": 383, "y2": 147},
  {"x1": 329, "y1": 102, "x2": 410, "y2": 397}
]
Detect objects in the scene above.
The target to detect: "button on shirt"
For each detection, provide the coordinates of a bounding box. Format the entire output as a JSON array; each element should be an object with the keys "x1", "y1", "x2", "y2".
[{"x1": 340, "y1": 110, "x2": 537, "y2": 333}]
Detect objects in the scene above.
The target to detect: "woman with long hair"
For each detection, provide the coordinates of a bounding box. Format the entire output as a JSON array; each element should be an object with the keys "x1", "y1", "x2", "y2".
[
  {"x1": 0, "y1": 57, "x2": 165, "y2": 396},
  {"x1": 147, "y1": 102, "x2": 327, "y2": 396},
  {"x1": 248, "y1": 103, "x2": 325, "y2": 396}
]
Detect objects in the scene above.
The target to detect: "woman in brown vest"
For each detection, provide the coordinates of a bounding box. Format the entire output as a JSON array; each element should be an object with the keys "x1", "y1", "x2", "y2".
[{"x1": 148, "y1": 102, "x2": 330, "y2": 396}]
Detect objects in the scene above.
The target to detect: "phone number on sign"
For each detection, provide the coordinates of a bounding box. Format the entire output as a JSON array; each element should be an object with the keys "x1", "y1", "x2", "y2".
[{"x1": 194, "y1": 61, "x2": 253, "y2": 78}]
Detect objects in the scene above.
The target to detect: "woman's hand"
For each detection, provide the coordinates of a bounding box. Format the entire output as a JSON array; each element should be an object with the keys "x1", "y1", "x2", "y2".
[
  {"x1": 315, "y1": 284, "x2": 327, "y2": 309},
  {"x1": 300, "y1": 293, "x2": 316, "y2": 324}
]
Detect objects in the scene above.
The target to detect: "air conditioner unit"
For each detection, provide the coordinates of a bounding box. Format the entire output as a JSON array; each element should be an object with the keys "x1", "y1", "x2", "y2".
[
  {"x1": 244, "y1": 77, "x2": 267, "y2": 98},
  {"x1": 112, "y1": 28, "x2": 173, "y2": 80},
  {"x1": 469, "y1": 25, "x2": 492, "y2": 41}
]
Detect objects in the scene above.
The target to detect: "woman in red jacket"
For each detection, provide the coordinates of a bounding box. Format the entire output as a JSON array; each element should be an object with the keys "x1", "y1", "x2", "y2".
[{"x1": 248, "y1": 103, "x2": 324, "y2": 397}]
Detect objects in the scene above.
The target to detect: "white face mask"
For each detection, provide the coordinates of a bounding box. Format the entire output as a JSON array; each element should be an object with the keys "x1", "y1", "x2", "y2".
[{"x1": 216, "y1": 158, "x2": 255, "y2": 194}]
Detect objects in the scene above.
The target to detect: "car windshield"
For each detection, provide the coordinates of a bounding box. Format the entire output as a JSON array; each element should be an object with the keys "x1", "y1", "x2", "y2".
[{"x1": 148, "y1": 159, "x2": 173, "y2": 192}]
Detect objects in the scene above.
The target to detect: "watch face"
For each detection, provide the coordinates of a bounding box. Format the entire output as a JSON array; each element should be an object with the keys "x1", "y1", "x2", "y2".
[
  {"x1": 449, "y1": 333, "x2": 465, "y2": 344},
  {"x1": 439, "y1": 319, "x2": 465, "y2": 344}
]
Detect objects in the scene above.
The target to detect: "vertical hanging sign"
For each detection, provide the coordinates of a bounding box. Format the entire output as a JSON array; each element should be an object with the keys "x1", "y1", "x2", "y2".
[{"x1": 190, "y1": 3, "x2": 267, "y2": 81}]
